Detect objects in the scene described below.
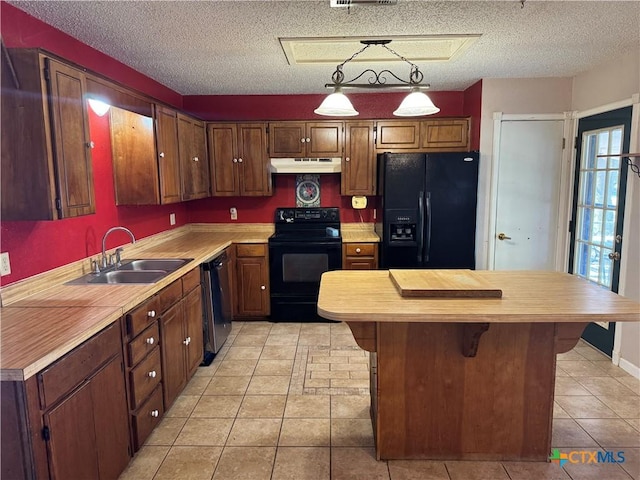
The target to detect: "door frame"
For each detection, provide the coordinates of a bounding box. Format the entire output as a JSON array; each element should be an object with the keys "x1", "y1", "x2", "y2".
[
  {"x1": 568, "y1": 94, "x2": 639, "y2": 366},
  {"x1": 487, "y1": 113, "x2": 574, "y2": 271}
]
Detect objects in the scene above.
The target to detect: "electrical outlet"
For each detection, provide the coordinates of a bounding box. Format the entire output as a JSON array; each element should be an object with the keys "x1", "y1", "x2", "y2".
[
  {"x1": 169, "y1": 213, "x2": 176, "y2": 226},
  {"x1": 0, "y1": 252, "x2": 11, "y2": 276},
  {"x1": 230, "y1": 207, "x2": 238, "y2": 221}
]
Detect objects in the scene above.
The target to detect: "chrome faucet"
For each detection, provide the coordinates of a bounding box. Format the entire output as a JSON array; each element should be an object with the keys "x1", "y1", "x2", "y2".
[{"x1": 101, "y1": 226, "x2": 136, "y2": 269}]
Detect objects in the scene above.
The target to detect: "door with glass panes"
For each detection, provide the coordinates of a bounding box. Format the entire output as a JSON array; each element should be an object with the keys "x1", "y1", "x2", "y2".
[{"x1": 568, "y1": 107, "x2": 631, "y2": 356}]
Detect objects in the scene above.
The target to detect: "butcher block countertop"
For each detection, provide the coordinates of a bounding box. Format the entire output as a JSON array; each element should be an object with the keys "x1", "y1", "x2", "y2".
[
  {"x1": 0, "y1": 224, "x2": 273, "y2": 381},
  {"x1": 318, "y1": 270, "x2": 640, "y2": 323},
  {"x1": 340, "y1": 223, "x2": 379, "y2": 243}
]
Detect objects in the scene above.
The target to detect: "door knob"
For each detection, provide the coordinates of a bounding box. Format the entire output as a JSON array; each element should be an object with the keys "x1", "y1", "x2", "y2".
[
  {"x1": 497, "y1": 233, "x2": 512, "y2": 241},
  {"x1": 608, "y1": 251, "x2": 621, "y2": 261}
]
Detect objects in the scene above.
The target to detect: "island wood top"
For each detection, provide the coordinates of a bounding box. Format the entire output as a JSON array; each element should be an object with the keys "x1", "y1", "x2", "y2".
[{"x1": 318, "y1": 270, "x2": 640, "y2": 323}]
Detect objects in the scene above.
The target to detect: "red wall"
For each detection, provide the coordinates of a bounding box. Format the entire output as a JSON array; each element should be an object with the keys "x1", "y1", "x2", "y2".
[{"x1": 0, "y1": 3, "x2": 481, "y2": 285}]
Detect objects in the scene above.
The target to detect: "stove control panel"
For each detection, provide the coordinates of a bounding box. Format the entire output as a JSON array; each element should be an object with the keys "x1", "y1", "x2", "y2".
[{"x1": 275, "y1": 207, "x2": 340, "y2": 224}]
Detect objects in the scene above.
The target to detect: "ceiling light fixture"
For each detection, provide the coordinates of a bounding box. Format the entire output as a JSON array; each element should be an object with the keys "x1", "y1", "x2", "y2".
[
  {"x1": 314, "y1": 39, "x2": 440, "y2": 118},
  {"x1": 87, "y1": 98, "x2": 111, "y2": 117}
]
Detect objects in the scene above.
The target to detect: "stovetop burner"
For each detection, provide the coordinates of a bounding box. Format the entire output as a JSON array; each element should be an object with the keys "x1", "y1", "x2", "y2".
[{"x1": 270, "y1": 207, "x2": 341, "y2": 243}]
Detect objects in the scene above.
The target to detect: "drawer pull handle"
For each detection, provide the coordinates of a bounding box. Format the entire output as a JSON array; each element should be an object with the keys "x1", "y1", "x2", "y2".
[
  {"x1": 355, "y1": 248, "x2": 361, "y2": 254},
  {"x1": 147, "y1": 310, "x2": 156, "y2": 318},
  {"x1": 183, "y1": 337, "x2": 191, "y2": 345},
  {"x1": 147, "y1": 370, "x2": 157, "y2": 378},
  {"x1": 260, "y1": 285, "x2": 266, "y2": 290},
  {"x1": 150, "y1": 410, "x2": 159, "y2": 418},
  {"x1": 238, "y1": 158, "x2": 243, "y2": 163},
  {"x1": 146, "y1": 337, "x2": 155, "y2": 345}
]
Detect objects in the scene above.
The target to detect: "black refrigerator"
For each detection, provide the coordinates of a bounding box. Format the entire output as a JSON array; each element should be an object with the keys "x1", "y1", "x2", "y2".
[{"x1": 375, "y1": 152, "x2": 479, "y2": 269}]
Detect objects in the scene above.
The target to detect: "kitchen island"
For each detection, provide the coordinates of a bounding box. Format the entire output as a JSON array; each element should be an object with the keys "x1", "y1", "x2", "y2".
[{"x1": 317, "y1": 270, "x2": 640, "y2": 462}]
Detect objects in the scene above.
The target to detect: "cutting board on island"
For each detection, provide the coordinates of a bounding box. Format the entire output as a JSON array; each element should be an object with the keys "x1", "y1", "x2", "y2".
[{"x1": 389, "y1": 269, "x2": 503, "y2": 298}]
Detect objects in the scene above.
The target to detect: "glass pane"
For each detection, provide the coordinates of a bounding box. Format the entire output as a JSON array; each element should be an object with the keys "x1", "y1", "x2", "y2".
[
  {"x1": 282, "y1": 253, "x2": 328, "y2": 282},
  {"x1": 585, "y1": 134, "x2": 596, "y2": 169},
  {"x1": 600, "y1": 249, "x2": 612, "y2": 287},
  {"x1": 607, "y1": 170, "x2": 619, "y2": 208},
  {"x1": 581, "y1": 171, "x2": 594, "y2": 206},
  {"x1": 594, "y1": 171, "x2": 606, "y2": 207},
  {"x1": 597, "y1": 131, "x2": 610, "y2": 158},
  {"x1": 592, "y1": 209, "x2": 603, "y2": 244},
  {"x1": 588, "y1": 245, "x2": 600, "y2": 281},
  {"x1": 575, "y1": 242, "x2": 588, "y2": 277},
  {"x1": 604, "y1": 210, "x2": 616, "y2": 248},
  {"x1": 579, "y1": 208, "x2": 591, "y2": 242}
]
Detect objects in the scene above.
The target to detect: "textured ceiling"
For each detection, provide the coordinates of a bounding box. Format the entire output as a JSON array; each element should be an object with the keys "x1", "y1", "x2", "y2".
[{"x1": 8, "y1": 0, "x2": 640, "y2": 96}]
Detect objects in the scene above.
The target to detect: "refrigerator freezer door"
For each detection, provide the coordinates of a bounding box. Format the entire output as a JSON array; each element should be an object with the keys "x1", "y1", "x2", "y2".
[{"x1": 423, "y1": 152, "x2": 479, "y2": 269}]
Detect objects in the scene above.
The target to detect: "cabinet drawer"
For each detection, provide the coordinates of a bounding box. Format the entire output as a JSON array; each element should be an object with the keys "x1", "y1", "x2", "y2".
[
  {"x1": 38, "y1": 322, "x2": 121, "y2": 409},
  {"x1": 157, "y1": 279, "x2": 182, "y2": 314},
  {"x1": 182, "y1": 268, "x2": 200, "y2": 294},
  {"x1": 345, "y1": 244, "x2": 376, "y2": 256},
  {"x1": 131, "y1": 384, "x2": 164, "y2": 451},
  {"x1": 127, "y1": 297, "x2": 161, "y2": 338},
  {"x1": 128, "y1": 322, "x2": 160, "y2": 368},
  {"x1": 129, "y1": 347, "x2": 162, "y2": 409},
  {"x1": 236, "y1": 244, "x2": 266, "y2": 257}
]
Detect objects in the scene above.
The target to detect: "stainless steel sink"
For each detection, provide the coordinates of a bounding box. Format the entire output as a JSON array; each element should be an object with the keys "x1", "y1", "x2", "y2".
[
  {"x1": 88, "y1": 270, "x2": 168, "y2": 284},
  {"x1": 118, "y1": 258, "x2": 191, "y2": 272},
  {"x1": 66, "y1": 258, "x2": 193, "y2": 285}
]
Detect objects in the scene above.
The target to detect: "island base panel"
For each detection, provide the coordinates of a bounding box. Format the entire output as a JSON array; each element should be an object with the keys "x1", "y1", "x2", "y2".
[{"x1": 373, "y1": 322, "x2": 565, "y2": 461}]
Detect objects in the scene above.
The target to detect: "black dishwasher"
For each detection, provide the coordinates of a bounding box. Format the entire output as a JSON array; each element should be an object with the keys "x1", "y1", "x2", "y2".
[{"x1": 201, "y1": 251, "x2": 232, "y2": 365}]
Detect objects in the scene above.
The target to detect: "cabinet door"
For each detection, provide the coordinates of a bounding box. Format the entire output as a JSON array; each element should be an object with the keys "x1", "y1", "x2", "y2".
[
  {"x1": 420, "y1": 119, "x2": 469, "y2": 151},
  {"x1": 269, "y1": 122, "x2": 306, "y2": 157},
  {"x1": 90, "y1": 356, "x2": 131, "y2": 480},
  {"x1": 155, "y1": 105, "x2": 182, "y2": 204},
  {"x1": 343, "y1": 121, "x2": 375, "y2": 195},
  {"x1": 110, "y1": 106, "x2": 159, "y2": 205},
  {"x1": 238, "y1": 123, "x2": 271, "y2": 196},
  {"x1": 44, "y1": 381, "x2": 100, "y2": 480},
  {"x1": 178, "y1": 115, "x2": 210, "y2": 200},
  {"x1": 46, "y1": 58, "x2": 96, "y2": 218},
  {"x1": 306, "y1": 122, "x2": 343, "y2": 157},
  {"x1": 184, "y1": 286, "x2": 204, "y2": 377},
  {"x1": 375, "y1": 121, "x2": 420, "y2": 150},
  {"x1": 236, "y1": 256, "x2": 269, "y2": 316},
  {"x1": 208, "y1": 123, "x2": 239, "y2": 196},
  {"x1": 160, "y1": 302, "x2": 187, "y2": 408}
]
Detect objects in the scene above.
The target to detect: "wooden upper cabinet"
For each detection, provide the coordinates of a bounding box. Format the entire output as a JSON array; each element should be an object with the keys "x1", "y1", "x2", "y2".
[
  {"x1": 208, "y1": 122, "x2": 271, "y2": 196},
  {"x1": 269, "y1": 121, "x2": 343, "y2": 158},
  {"x1": 177, "y1": 113, "x2": 210, "y2": 200},
  {"x1": 375, "y1": 121, "x2": 421, "y2": 150},
  {"x1": 420, "y1": 118, "x2": 470, "y2": 151},
  {"x1": 343, "y1": 121, "x2": 376, "y2": 196},
  {"x1": 155, "y1": 105, "x2": 182, "y2": 204},
  {"x1": 110, "y1": 106, "x2": 158, "y2": 205},
  {"x1": 1, "y1": 49, "x2": 95, "y2": 220}
]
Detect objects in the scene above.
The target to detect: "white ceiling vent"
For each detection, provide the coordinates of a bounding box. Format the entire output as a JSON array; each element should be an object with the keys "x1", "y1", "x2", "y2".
[{"x1": 330, "y1": 0, "x2": 397, "y2": 7}]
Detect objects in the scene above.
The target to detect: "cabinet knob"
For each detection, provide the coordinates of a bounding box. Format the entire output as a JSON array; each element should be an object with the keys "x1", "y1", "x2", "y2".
[
  {"x1": 300, "y1": 138, "x2": 305, "y2": 143},
  {"x1": 147, "y1": 310, "x2": 156, "y2": 318},
  {"x1": 147, "y1": 370, "x2": 157, "y2": 378},
  {"x1": 87, "y1": 141, "x2": 95, "y2": 148},
  {"x1": 193, "y1": 156, "x2": 199, "y2": 162},
  {"x1": 183, "y1": 337, "x2": 190, "y2": 345},
  {"x1": 306, "y1": 137, "x2": 310, "y2": 142},
  {"x1": 233, "y1": 158, "x2": 238, "y2": 163},
  {"x1": 146, "y1": 337, "x2": 155, "y2": 345},
  {"x1": 159, "y1": 152, "x2": 165, "y2": 158},
  {"x1": 346, "y1": 157, "x2": 350, "y2": 162},
  {"x1": 238, "y1": 158, "x2": 243, "y2": 163},
  {"x1": 150, "y1": 410, "x2": 159, "y2": 418},
  {"x1": 355, "y1": 248, "x2": 361, "y2": 254},
  {"x1": 260, "y1": 285, "x2": 266, "y2": 290}
]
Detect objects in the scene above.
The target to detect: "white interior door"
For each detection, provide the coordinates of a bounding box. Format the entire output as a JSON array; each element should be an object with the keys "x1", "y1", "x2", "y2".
[{"x1": 493, "y1": 120, "x2": 565, "y2": 270}]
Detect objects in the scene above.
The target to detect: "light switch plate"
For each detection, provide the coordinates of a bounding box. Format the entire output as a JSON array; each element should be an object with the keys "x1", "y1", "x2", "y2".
[
  {"x1": 0, "y1": 252, "x2": 11, "y2": 276},
  {"x1": 169, "y1": 213, "x2": 176, "y2": 226}
]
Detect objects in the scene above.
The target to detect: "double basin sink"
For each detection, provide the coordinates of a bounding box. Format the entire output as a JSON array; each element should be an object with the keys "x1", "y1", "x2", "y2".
[{"x1": 68, "y1": 258, "x2": 193, "y2": 285}]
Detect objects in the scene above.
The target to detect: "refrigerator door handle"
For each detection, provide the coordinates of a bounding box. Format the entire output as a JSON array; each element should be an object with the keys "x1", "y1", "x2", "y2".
[
  {"x1": 425, "y1": 192, "x2": 432, "y2": 262},
  {"x1": 417, "y1": 192, "x2": 425, "y2": 263}
]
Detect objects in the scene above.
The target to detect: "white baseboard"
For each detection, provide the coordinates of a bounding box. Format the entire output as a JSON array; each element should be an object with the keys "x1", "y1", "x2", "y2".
[{"x1": 618, "y1": 357, "x2": 640, "y2": 379}]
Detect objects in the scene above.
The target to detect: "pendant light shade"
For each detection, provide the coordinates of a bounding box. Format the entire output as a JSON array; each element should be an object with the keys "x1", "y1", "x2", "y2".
[
  {"x1": 393, "y1": 90, "x2": 440, "y2": 117},
  {"x1": 314, "y1": 89, "x2": 359, "y2": 116}
]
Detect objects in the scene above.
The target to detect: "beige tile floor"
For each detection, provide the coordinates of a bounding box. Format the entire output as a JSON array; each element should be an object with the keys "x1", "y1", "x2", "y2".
[{"x1": 119, "y1": 321, "x2": 640, "y2": 480}]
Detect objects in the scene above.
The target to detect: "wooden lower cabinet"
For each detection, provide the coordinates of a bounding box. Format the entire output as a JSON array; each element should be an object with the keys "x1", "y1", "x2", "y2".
[
  {"x1": 1, "y1": 321, "x2": 131, "y2": 480},
  {"x1": 234, "y1": 244, "x2": 270, "y2": 317},
  {"x1": 343, "y1": 243, "x2": 378, "y2": 270},
  {"x1": 160, "y1": 270, "x2": 203, "y2": 408}
]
